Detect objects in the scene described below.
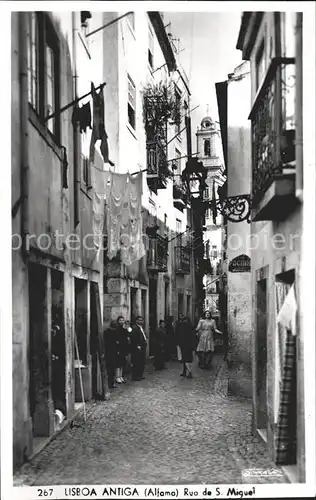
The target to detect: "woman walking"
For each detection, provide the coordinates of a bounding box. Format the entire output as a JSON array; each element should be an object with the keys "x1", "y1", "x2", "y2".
[
  {"x1": 115, "y1": 316, "x2": 130, "y2": 383},
  {"x1": 178, "y1": 317, "x2": 196, "y2": 379},
  {"x1": 196, "y1": 311, "x2": 222, "y2": 369}
]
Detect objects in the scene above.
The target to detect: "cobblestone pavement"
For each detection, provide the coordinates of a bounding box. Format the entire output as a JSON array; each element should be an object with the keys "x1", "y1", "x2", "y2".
[{"x1": 14, "y1": 355, "x2": 288, "y2": 486}]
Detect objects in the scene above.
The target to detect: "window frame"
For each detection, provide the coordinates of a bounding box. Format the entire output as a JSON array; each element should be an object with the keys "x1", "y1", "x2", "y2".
[
  {"x1": 148, "y1": 24, "x2": 154, "y2": 68},
  {"x1": 255, "y1": 39, "x2": 266, "y2": 91},
  {"x1": 175, "y1": 148, "x2": 182, "y2": 175},
  {"x1": 204, "y1": 139, "x2": 211, "y2": 157},
  {"x1": 174, "y1": 84, "x2": 182, "y2": 139},
  {"x1": 127, "y1": 73, "x2": 136, "y2": 130},
  {"x1": 27, "y1": 12, "x2": 61, "y2": 144}
]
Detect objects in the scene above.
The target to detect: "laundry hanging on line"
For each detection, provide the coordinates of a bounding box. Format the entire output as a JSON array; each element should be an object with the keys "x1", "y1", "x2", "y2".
[
  {"x1": 105, "y1": 171, "x2": 145, "y2": 265},
  {"x1": 71, "y1": 101, "x2": 92, "y2": 133}
]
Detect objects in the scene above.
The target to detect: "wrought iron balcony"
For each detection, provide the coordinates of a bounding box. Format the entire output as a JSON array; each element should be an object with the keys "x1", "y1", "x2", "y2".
[
  {"x1": 147, "y1": 233, "x2": 168, "y2": 272},
  {"x1": 146, "y1": 137, "x2": 171, "y2": 193},
  {"x1": 175, "y1": 244, "x2": 191, "y2": 275},
  {"x1": 249, "y1": 57, "x2": 297, "y2": 220}
]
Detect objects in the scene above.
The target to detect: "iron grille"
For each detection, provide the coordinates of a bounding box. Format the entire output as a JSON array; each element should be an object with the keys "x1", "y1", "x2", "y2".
[
  {"x1": 175, "y1": 245, "x2": 191, "y2": 274},
  {"x1": 147, "y1": 234, "x2": 168, "y2": 272},
  {"x1": 250, "y1": 58, "x2": 296, "y2": 202}
]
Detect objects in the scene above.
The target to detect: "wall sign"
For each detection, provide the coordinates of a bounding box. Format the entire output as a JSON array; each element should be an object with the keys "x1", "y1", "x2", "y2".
[{"x1": 228, "y1": 254, "x2": 251, "y2": 273}]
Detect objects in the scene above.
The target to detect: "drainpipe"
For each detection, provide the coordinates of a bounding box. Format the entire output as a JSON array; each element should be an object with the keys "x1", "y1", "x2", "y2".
[
  {"x1": 72, "y1": 12, "x2": 80, "y2": 227},
  {"x1": 19, "y1": 12, "x2": 30, "y2": 258},
  {"x1": 295, "y1": 13, "x2": 303, "y2": 202}
]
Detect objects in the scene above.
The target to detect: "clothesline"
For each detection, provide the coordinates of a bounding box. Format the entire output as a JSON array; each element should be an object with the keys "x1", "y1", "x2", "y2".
[{"x1": 44, "y1": 82, "x2": 107, "y2": 122}]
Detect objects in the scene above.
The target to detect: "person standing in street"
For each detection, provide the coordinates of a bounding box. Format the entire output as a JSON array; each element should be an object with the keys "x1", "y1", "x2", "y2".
[
  {"x1": 130, "y1": 316, "x2": 147, "y2": 381},
  {"x1": 123, "y1": 320, "x2": 133, "y2": 376},
  {"x1": 196, "y1": 310, "x2": 222, "y2": 369},
  {"x1": 175, "y1": 312, "x2": 185, "y2": 362},
  {"x1": 178, "y1": 316, "x2": 196, "y2": 378},
  {"x1": 153, "y1": 320, "x2": 167, "y2": 371},
  {"x1": 103, "y1": 320, "x2": 119, "y2": 389},
  {"x1": 116, "y1": 316, "x2": 130, "y2": 384}
]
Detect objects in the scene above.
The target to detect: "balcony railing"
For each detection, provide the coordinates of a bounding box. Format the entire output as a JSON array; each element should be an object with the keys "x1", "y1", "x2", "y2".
[
  {"x1": 147, "y1": 234, "x2": 168, "y2": 272},
  {"x1": 146, "y1": 137, "x2": 171, "y2": 192},
  {"x1": 249, "y1": 57, "x2": 296, "y2": 204},
  {"x1": 175, "y1": 245, "x2": 191, "y2": 274}
]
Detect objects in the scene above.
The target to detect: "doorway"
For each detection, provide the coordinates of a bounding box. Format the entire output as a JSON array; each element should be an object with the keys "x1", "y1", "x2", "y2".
[
  {"x1": 28, "y1": 262, "x2": 50, "y2": 437},
  {"x1": 164, "y1": 282, "x2": 170, "y2": 318},
  {"x1": 149, "y1": 278, "x2": 157, "y2": 356},
  {"x1": 51, "y1": 269, "x2": 66, "y2": 416},
  {"x1": 186, "y1": 294, "x2": 191, "y2": 319},
  {"x1": 178, "y1": 292, "x2": 184, "y2": 319},
  {"x1": 75, "y1": 278, "x2": 88, "y2": 366},
  {"x1": 130, "y1": 287, "x2": 138, "y2": 326},
  {"x1": 256, "y1": 278, "x2": 268, "y2": 437},
  {"x1": 141, "y1": 289, "x2": 147, "y2": 329},
  {"x1": 90, "y1": 282, "x2": 99, "y2": 399}
]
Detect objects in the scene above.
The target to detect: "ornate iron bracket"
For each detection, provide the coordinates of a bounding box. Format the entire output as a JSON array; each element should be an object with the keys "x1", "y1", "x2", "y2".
[{"x1": 207, "y1": 195, "x2": 252, "y2": 223}]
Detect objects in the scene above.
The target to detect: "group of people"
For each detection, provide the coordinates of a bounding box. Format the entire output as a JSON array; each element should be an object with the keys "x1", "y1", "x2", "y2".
[
  {"x1": 103, "y1": 315, "x2": 148, "y2": 388},
  {"x1": 104, "y1": 310, "x2": 222, "y2": 388},
  {"x1": 152, "y1": 310, "x2": 223, "y2": 379}
]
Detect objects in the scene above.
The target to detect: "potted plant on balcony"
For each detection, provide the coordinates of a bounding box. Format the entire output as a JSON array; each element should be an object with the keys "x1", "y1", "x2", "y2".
[{"x1": 142, "y1": 82, "x2": 179, "y2": 185}]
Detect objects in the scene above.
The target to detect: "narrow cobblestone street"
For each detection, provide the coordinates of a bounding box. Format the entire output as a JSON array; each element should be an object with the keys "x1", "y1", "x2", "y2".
[{"x1": 14, "y1": 355, "x2": 287, "y2": 486}]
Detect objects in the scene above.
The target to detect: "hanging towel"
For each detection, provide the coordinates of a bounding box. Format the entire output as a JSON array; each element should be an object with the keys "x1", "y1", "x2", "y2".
[
  {"x1": 89, "y1": 82, "x2": 114, "y2": 167},
  {"x1": 274, "y1": 281, "x2": 291, "y2": 424},
  {"x1": 274, "y1": 283, "x2": 297, "y2": 465},
  {"x1": 120, "y1": 172, "x2": 145, "y2": 266},
  {"x1": 276, "y1": 285, "x2": 297, "y2": 335},
  {"x1": 92, "y1": 191, "x2": 105, "y2": 262},
  {"x1": 107, "y1": 172, "x2": 128, "y2": 260}
]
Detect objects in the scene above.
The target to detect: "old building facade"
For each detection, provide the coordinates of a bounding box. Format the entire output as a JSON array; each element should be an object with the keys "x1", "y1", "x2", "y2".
[
  {"x1": 12, "y1": 10, "x2": 197, "y2": 469},
  {"x1": 100, "y1": 12, "x2": 195, "y2": 351},
  {"x1": 236, "y1": 11, "x2": 306, "y2": 481},
  {"x1": 216, "y1": 61, "x2": 253, "y2": 397}
]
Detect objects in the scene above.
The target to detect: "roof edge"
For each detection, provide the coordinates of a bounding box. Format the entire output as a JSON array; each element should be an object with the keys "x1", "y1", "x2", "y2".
[{"x1": 148, "y1": 12, "x2": 177, "y2": 72}]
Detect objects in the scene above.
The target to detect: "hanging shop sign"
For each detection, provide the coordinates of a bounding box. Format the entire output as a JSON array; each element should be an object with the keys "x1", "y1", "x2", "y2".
[{"x1": 228, "y1": 254, "x2": 251, "y2": 273}]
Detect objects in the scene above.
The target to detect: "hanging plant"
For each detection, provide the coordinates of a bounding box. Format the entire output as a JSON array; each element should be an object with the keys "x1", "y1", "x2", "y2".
[{"x1": 142, "y1": 81, "x2": 179, "y2": 140}]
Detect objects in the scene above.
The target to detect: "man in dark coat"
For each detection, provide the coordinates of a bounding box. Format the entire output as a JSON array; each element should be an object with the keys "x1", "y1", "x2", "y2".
[
  {"x1": 153, "y1": 320, "x2": 167, "y2": 371},
  {"x1": 130, "y1": 316, "x2": 147, "y2": 381},
  {"x1": 103, "y1": 320, "x2": 119, "y2": 389}
]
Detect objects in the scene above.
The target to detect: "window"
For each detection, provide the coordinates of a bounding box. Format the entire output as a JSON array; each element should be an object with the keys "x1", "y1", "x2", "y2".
[
  {"x1": 174, "y1": 85, "x2": 182, "y2": 138},
  {"x1": 175, "y1": 148, "x2": 181, "y2": 175},
  {"x1": 256, "y1": 40, "x2": 266, "y2": 90},
  {"x1": 204, "y1": 139, "x2": 211, "y2": 157},
  {"x1": 149, "y1": 199, "x2": 157, "y2": 225},
  {"x1": 27, "y1": 13, "x2": 60, "y2": 142},
  {"x1": 203, "y1": 187, "x2": 210, "y2": 200},
  {"x1": 127, "y1": 74, "x2": 136, "y2": 130},
  {"x1": 127, "y1": 12, "x2": 135, "y2": 31},
  {"x1": 176, "y1": 218, "x2": 182, "y2": 245},
  {"x1": 206, "y1": 208, "x2": 212, "y2": 219},
  {"x1": 27, "y1": 12, "x2": 39, "y2": 111},
  {"x1": 148, "y1": 25, "x2": 154, "y2": 68},
  {"x1": 82, "y1": 155, "x2": 91, "y2": 187}
]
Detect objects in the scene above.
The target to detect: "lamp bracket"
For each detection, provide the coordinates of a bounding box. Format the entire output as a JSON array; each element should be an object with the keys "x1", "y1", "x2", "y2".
[{"x1": 207, "y1": 195, "x2": 251, "y2": 223}]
